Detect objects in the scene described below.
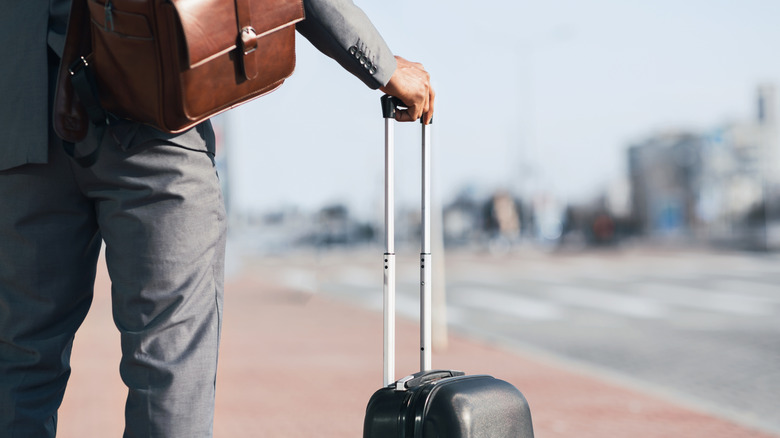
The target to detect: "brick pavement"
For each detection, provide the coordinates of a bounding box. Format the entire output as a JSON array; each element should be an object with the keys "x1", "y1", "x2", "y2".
[{"x1": 55, "y1": 255, "x2": 778, "y2": 437}]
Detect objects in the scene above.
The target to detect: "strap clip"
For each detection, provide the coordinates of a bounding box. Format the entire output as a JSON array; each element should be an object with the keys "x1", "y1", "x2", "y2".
[{"x1": 238, "y1": 26, "x2": 259, "y2": 80}]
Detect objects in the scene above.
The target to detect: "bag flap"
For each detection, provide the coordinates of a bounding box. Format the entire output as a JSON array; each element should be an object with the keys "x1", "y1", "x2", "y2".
[{"x1": 173, "y1": 0, "x2": 304, "y2": 68}]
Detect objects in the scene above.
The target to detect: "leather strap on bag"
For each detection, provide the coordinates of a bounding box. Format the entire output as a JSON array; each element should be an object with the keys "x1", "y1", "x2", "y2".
[
  {"x1": 64, "y1": 54, "x2": 112, "y2": 167},
  {"x1": 54, "y1": 0, "x2": 110, "y2": 167},
  {"x1": 53, "y1": 0, "x2": 92, "y2": 144},
  {"x1": 235, "y1": 0, "x2": 259, "y2": 80}
]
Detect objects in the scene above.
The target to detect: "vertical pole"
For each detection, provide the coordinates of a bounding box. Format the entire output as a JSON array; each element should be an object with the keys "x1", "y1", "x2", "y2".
[
  {"x1": 383, "y1": 112, "x2": 396, "y2": 387},
  {"x1": 420, "y1": 122, "x2": 432, "y2": 372}
]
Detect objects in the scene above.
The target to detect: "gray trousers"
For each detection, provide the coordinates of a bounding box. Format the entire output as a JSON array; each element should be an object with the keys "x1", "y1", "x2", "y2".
[{"x1": 0, "y1": 120, "x2": 226, "y2": 437}]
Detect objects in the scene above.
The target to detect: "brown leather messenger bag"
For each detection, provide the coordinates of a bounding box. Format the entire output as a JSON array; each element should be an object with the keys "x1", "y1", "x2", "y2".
[{"x1": 54, "y1": 0, "x2": 304, "y2": 166}]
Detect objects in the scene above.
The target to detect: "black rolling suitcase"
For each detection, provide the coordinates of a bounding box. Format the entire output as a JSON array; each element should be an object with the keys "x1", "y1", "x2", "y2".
[{"x1": 363, "y1": 96, "x2": 535, "y2": 438}]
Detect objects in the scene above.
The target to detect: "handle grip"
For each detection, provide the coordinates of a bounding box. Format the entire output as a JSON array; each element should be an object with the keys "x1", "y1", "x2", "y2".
[
  {"x1": 381, "y1": 95, "x2": 405, "y2": 119},
  {"x1": 380, "y1": 94, "x2": 433, "y2": 124}
]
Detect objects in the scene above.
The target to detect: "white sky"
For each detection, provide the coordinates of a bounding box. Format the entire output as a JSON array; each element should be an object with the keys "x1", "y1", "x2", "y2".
[{"x1": 220, "y1": 0, "x2": 780, "y2": 219}]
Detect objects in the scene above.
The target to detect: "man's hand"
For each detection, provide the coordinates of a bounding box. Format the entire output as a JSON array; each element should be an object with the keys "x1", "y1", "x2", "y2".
[{"x1": 380, "y1": 56, "x2": 435, "y2": 124}]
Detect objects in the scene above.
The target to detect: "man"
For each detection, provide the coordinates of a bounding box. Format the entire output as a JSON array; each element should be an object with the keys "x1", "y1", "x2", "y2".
[{"x1": 0, "y1": 0, "x2": 434, "y2": 436}]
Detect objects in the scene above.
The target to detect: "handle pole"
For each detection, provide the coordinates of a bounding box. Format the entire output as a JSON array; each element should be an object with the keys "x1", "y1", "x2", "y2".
[
  {"x1": 383, "y1": 99, "x2": 396, "y2": 387},
  {"x1": 381, "y1": 95, "x2": 434, "y2": 379},
  {"x1": 420, "y1": 121, "x2": 432, "y2": 372}
]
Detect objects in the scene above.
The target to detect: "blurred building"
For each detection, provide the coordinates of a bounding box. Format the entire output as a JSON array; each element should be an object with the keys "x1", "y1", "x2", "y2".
[
  {"x1": 628, "y1": 132, "x2": 704, "y2": 238},
  {"x1": 442, "y1": 189, "x2": 487, "y2": 246},
  {"x1": 699, "y1": 84, "x2": 779, "y2": 248},
  {"x1": 628, "y1": 84, "x2": 780, "y2": 248}
]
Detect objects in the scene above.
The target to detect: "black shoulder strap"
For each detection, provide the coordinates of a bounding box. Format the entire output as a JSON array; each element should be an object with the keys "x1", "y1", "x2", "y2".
[{"x1": 63, "y1": 55, "x2": 110, "y2": 167}]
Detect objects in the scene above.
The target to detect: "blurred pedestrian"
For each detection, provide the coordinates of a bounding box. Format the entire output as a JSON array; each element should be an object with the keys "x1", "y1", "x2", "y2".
[{"x1": 0, "y1": 1, "x2": 433, "y2": 436}]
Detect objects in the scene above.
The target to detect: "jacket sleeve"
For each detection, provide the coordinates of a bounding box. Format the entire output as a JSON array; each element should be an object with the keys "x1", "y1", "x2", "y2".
[{"x1": 296, "y1": 0, "x2": 396, "y2": 89}]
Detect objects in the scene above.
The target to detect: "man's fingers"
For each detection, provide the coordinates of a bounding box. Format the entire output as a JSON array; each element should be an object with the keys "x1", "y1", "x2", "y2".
[
  {"x1": 396, "y1": 89, "x2": 432, "y2": 123},
  {"x1": 395, "y1": 110, "x2": 413, "y2": 122},
  {"x1": 395, "y1": 106, "x2": 421, "y2": 122},
  {"x1": 395, "y1": 90, "x2": 427, "y2": 122}
]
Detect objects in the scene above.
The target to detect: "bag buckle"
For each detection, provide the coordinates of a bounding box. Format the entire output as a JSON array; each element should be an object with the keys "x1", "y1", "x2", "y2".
[
  {"x1": 68, "y1": 56, "x2": 90, "y2": 77},
  {"x1": 240, "y1": 26, "x2": 258, "y2": 55},
  {"x1": 238, "y1": 26, "x2": 259, "y2": 80}
]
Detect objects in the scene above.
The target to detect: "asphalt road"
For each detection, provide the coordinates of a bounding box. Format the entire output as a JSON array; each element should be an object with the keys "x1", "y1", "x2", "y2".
[{"x1": 233, "y1": 242, "x2": 780, "y2": 436}]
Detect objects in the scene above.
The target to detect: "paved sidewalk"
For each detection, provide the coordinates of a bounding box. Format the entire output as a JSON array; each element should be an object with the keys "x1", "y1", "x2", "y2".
[{"x1": 56, "y1": 255, "x2": 778, "y2": 437}]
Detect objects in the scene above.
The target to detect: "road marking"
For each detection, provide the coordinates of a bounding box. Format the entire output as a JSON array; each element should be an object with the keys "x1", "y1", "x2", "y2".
[
  {"x1": 714, "y1": 280, "x2": 780, "y2": 304},
  {"x1": 452, "y1": 288, "x2": 565, "y2": 320},
  {"x1": 634, "y1": 283, "x2": 777, "y2": 316},
  {"x1": 545, "y1": 286, "x2": 668, "y2": 318}
]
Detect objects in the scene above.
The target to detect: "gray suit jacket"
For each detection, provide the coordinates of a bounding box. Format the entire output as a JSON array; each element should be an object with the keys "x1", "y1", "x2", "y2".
[{"x1": 0, "y1": 0, "x2": 396, "y2": 171}]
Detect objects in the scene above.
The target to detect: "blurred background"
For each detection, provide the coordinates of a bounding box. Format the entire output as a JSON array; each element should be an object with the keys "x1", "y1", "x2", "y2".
[
  {"x1": 211, "y1": 0, "x2": 780, "y2": 435},
  {"x1": 216, "y1": 0, "x2": 780, "y2": 253},
  {"x1": 58, "y1": 1, "x2": 780, "y2": 437}
]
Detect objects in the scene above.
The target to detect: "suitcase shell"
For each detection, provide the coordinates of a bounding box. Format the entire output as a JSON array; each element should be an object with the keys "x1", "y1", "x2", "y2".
[{"x1": 364, "y1": 371, "x2": 534, "y2": 438}]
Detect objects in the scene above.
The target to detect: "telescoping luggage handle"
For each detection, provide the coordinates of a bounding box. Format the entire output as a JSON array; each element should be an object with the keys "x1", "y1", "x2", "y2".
[{"x1": 381, "y1": 95, "x2": 433, "y2": 387}]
